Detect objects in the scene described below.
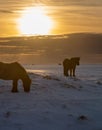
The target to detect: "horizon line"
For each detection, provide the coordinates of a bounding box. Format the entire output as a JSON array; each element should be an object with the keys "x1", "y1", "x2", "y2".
[{"x1": 0, "y1": 32, "x2": 102, "y2": 39}]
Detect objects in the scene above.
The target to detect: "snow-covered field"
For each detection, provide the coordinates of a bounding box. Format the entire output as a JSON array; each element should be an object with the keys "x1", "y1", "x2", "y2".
[{"x1": 0, "y1": 64, "x2": 102, "y2": 130}]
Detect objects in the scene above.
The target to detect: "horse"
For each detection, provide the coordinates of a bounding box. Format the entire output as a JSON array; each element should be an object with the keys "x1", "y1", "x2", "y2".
[
  {"x1": 0, "y1": 62, "x2": 31, "y2": 92},
  {"x1": 63, "y1": 57, "x2": 80, "y2": 77}
]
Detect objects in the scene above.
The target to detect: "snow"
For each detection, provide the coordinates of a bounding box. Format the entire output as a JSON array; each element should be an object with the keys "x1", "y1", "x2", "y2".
[{"x1": 0, "y1": 64, "x2": 102, "y2": 130}]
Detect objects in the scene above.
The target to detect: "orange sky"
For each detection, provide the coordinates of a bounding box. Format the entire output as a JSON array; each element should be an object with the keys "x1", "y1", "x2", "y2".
[{"x1": 0, "y1": 0, "x2": 102, "y2": 37}]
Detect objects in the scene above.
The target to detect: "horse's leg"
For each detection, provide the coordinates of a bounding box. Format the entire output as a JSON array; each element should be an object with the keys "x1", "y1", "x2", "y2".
[
  {"x1": 67, "y1": 69, "x2": 69, "y2": 76},
  {"x1": 70, "y1": 69, "x2": 72, "y2": 76},
  {"x1": 63, "y1": 66, "x2": 68, "y2": 77},
  {"x1": 73, "y1": 67, "x2": 76, "y2": 77},
  {"x1": 11, "y1": 79, "x2": 19, "y2": 92}
]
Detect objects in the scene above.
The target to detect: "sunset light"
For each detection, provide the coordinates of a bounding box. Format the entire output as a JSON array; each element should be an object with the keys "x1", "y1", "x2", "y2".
[
  {"x1": 0, "y1": 1, "x2": 102, "y2": 129},
  {"x1": 17, "y1": 6, "x2": 54, "y2": 35}
]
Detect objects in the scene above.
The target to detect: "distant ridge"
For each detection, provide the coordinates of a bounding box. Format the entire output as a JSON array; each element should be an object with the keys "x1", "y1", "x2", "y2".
[
  {"x1": 0, "y1": 32, "x2": 102, "y2": 40},
  {"x1": 0, "y1": 33, "x2": 102, "y2": 64}
]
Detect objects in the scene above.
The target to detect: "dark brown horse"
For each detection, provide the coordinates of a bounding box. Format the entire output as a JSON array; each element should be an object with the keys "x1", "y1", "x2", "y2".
[
  {"x1": 0, "y1": 62, "x2": 31, "y2": 92},
  {"x1": 63, "y1": 57, "x2": 80, "y2": 77}
]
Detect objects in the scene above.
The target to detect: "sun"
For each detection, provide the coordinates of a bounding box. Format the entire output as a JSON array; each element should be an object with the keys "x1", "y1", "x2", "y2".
[{"x1": 17, "y1": 6, "x2": 54, "y2": 35}]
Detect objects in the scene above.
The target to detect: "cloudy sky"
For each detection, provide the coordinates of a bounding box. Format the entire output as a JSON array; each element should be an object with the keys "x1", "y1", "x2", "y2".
[{"x1": 0, "y1": 0, "x2": 102, "y2": 37}]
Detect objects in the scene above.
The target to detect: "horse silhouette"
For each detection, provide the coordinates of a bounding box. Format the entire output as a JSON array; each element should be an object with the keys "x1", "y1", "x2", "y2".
[
  {"x1": 63, "y1": 57, "x2": 80, "y2": 77},
  {"x1": 0, "y1": 62, "x2": 31, "y2": 92}
]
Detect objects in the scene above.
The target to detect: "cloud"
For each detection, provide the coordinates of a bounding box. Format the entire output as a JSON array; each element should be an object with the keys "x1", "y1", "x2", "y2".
[
  {"x1": 1, "y1": 0, "x2": 102, "y2": 9},
  {"x1": 0, "y1": 0, "x2": 102, "y2": 15},
  {"x1": 43, "y1": 0, "x2": 102, "y2": 7},
  {"x1": 0, "y1": 9, "x2": 13, "y2": 14},
  {"x1": 0, "y1": 33, "x2": 102, "y2": 63}
]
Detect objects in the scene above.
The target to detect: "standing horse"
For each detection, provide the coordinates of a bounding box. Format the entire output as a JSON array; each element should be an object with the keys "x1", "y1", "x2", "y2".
[
  {"x1": 0, "y1": 62, "x2": 31, "y2": 92},
  {"x1": 63, "y1": 57, "x2": 80, "y2": 77}
]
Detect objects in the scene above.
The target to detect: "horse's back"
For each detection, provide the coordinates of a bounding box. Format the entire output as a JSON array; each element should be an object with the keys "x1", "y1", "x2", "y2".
[
  {"x1": 0, "y1": 62, "x2": 26, "y2": 80},
  {"x1": 63, "y1": 58, "x2": 70, "y2": 66},
  {"x1": 63, "y1": 57, "x2": 80, "y2": 69}
]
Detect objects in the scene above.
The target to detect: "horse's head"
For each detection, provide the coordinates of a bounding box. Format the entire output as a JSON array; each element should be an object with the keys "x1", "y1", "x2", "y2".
[
  {"x1": 76, "y1": 57, "x2": 80, "y2": 65},
  {"x1": 22, "y1": 77, "x2": 31, "y2": 92}
]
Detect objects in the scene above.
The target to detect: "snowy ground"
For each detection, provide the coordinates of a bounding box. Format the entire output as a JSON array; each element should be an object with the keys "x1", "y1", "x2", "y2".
[{"x1": 0, "y1": 64, "x2": 102, "y2": 130}]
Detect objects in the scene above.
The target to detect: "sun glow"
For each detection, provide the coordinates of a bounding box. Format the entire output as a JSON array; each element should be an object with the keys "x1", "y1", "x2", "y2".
[{"x1": 17, "y1": 6, "x2": 54, "y2": 35}]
